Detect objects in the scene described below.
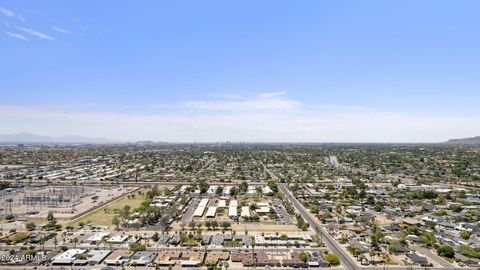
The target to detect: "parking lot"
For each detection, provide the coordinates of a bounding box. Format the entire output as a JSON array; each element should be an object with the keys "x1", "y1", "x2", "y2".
[
  {"x1": 273, "y1": 198, "x2": 294, "y2": 225},
  {"x1": 180, "y1": 198, "x2": 198, "y2": 222}
]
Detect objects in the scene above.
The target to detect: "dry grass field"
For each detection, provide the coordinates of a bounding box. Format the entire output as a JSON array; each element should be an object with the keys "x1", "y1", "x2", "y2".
[{"x1": 68, "y1": 187, "x2": 147, "y2": 227}]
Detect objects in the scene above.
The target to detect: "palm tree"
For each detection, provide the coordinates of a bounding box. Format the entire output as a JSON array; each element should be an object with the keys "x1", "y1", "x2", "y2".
[
  {"x1": 188, "y1": 220, "x2": 196, "y2": 231},
  {"x1": 205, "y1": 220, "x2": 212, "y2": 230},
  {"x1": 71, "y1": 237, "x2": 78, "y2": 248},
  {"x1": 211, "y1": 220, "x2": 218, "y2": 231},
  {"x1": 53, "y1": 237, "x2": 58, "y2": 250},
  {"x1": 358, "y1": 254, "x2": 366, "y2": 265}
]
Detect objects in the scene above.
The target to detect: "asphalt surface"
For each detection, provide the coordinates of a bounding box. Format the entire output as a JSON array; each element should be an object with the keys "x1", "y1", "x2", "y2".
[
  {"x1": 279, "y1": 184, "x2": 360, "y2": 270},
  {"x1": 181, "y1": 198, "x2": 198, "y2": 222},
  {"x1": 272, "y1": 198, "x2": 294, "y2": 225},
  {"x1": 410, "y1": 246, "x2": 454, "y2": 268}
]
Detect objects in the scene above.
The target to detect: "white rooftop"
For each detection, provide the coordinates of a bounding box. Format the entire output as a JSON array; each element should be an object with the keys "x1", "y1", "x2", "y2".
[{"x1": 206, "y1": 206, "x2": 217, "y2": 217}]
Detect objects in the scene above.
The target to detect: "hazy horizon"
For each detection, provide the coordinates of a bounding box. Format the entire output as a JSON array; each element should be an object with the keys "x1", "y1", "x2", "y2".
[
  {"x1": 2, "y1": 1, "x2": 480, "y2": 142},
  {"x1": 0, "y1": 131, "x2": 477, "y2": 144}
]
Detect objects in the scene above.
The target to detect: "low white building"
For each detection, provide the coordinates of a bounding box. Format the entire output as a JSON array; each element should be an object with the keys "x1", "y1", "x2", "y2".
[
  {"x1": 241, "y1": 206, "x2": 250, "y2": 217},
  {"x1": 262, "y1": 186, "x2": 273, "y2": 194},
  {"x1": 85, "y1": 232, "x2": 110, "y2": 243},
  {"x1": 229, "y1": 206, "x2": 238, "y2": 217},
  {"x1": 206, "y1": 206, "x2": 217, "y2": 218},
  {"x1": 218, "y1": 200, "x2": 227, "y2": 208},
  {"x1": 255, "y1": 206, "x2": 271, "y2": 215},
  {"x1": 198, "y1": 198, "x2": 209, "y2": 207},
  {"x1": 193, "y1": 206, "x2": 206, "y2": 217},
  {"x1": 229, "y1": 200, "x2": 238, "y2": 207},
  {"x1": 107, "y1": 235, "x2": 129, "y2": 244},
  {"x1": 52, "y1": 249, "x2": 86, "y2": 265}
]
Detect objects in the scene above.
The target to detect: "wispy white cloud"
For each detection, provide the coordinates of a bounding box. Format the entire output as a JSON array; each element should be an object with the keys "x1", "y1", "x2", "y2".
[
  {"x1": 15, "y1": 26, "x2": 54, "y2": 40},
  {"x1": 183, "y1": 92, "x2": 301, "y2": 111},
  {"x1": 5, "y1": 31, "x2": 28, "y2": 41},
  {"x1": 259, "y1": 91, "x2": 287, "y2": 99},
  {"x1": 0, "y1": 6, "x2": 26, "y2": 22},
  {"x1": 53, "y1": 26, "x2": 69, "y2": 34},
  {"x1": 0, "y1": 6, "x2": 15, "y2": 17},
  {"x1": 318, "y1": 104, "x2": 368, "y2": 111},
  {"x1": 209, "y1": 94, "x2": 246, "y2": 100}
]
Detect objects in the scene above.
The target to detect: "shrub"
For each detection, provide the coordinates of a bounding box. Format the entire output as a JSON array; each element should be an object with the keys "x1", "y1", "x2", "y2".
[
  {"x1": 325, "y1": 253, "x2": 340, "y2": 266},
  {"x1": 437, "y1": 244, "x2": 455, "y2": 258}
]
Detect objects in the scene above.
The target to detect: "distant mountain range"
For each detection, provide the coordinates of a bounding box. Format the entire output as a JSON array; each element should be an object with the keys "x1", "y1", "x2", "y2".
[
  {"x1": 0, "y1": 132, "x2": 118, "y2": 144},
  {"x1": 444, "y1": 136, "x2": 480, "y2": 145}
]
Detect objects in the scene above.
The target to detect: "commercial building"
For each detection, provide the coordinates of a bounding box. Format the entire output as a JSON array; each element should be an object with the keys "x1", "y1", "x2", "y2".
[{"x1": 205, "y1": 206, "x2": 217, "y2": 218}]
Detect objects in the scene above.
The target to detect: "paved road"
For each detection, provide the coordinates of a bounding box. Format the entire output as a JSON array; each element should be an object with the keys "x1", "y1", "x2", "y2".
[
  {"x1": 363, "y1": 267, "x2": 477, "y2": 270},
  {"x1": 410, "y1": 246, "x2": 453, "y2": 268},
  {"x1": 1, "y1": 179, "x2": 268, "y2": 187},
  {"x1": 279, "y1": 184, "x2": 360, "y2": 270}
]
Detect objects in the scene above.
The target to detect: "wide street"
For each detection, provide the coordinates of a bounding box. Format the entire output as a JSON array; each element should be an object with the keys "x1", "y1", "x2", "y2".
[{"x1": 279, "y1": 184, "x2": 360, "y2": 270}]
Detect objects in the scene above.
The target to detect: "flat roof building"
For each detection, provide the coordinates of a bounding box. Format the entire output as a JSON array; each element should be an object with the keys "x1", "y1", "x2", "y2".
[
  {"x1": 193, "y1": 206, "x2": 206, "y2": 217},
  {"x1": 129, "y1": 251, "x2": 157, "y2": 266},
  {"x1": 229, "y1": 200, "x2": 238, "y2": 207},
  {"x1": 206, "y1": 206, "x2": 217, "y2": 218},
  {"x1": 241, "y1": 206, "x2": 250, "y2": 217},
  {"x1": 85, "y1": 232, "x2": 110, "y2": 243},
  {"x1": 199, "y1": 198, "x2": 209, "y2": 207},
  {"x1": 229, "y1": 206, "x2": 238, "y2": 217},
  {"x1": 107, "y1": 235, "x2": 129, "y2": 244},
  {"x1": 104, "y1": 251, "x2": 132, "y2": 265},
  {"x1": 52, "y1": 249, "x2": 86, "y2": 265},
  {"x1": 85, "y1": 250, "x2": 111, "y2": 265},
  {"x1": 218, "y1": 199, "x2": 227, "y2": 208}
]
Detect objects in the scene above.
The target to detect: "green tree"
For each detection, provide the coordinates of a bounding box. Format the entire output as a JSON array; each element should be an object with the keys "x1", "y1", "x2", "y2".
[
  {"x1": 47, "y1": 211, "x2": 55, "y2": 222},
  {"x1": 366, "y1": 196, "x2": 375, "y2": 205},
  {"x1": 204, "y1": 220, "x2": 212, "y2": 230},
  {"x1": 437, "y1": 244, "x2": 455, "y2": 258},
  {"x1": 71, "y1": 237, "x2": 78, "y2": 248},
  {"x1": 112, "y1": 216, "x2": 120, "y2": 227},
  {"x1": 211, "y1": 220, "x2": 219, "y2": 230},
  {"x1": 239, "y1": 181, "x2": 248, "y2": 193},
  {"x1": 220, "y1": 221, "x2": 231, "y2": 231},
  {"x1": 370, "y1": 224, "x2": 384, "y2": 250},
  {"x1": 199, "y1": 181, "x2": 209, "y2": 194},
  {"x1": 419, "y1": 231, "x2": 436, "y2": 247},
  {"x1": 299, "y1": 251, "x2": 310, "y2": 263},
  {"x1": 460, "y1": 230, "x2": 470, "y2": 240},
  {"x1": 26, "y1": 248, "x2": 37, "y2": 257},
  {"x1": 388, "y1": 240, "x2": 400, "y2": 254},
  {"x1": 325, "y1": 253, "x2": 340, "y2": 266},
  {"x1": 25, "y1": 222, "x2": 36, "y2": 231},
  {"x1": 152, "y1": 232, "x2": 159, "y2": 242}
]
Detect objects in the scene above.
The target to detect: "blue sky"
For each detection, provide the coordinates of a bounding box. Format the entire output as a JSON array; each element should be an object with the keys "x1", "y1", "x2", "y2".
[{"x1": 1, "y1": 1, "x2": 480, "y2": 142}]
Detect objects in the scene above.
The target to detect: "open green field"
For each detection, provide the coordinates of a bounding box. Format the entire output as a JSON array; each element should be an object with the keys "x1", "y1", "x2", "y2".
[{"x1": 68, "y1": 187, "x2": 147, "y2": 227}]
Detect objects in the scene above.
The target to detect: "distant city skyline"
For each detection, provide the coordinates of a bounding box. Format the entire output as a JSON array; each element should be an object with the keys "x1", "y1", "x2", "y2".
[{"x1": 1, "y1": 1, "x2": 480, "y2": 142}]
